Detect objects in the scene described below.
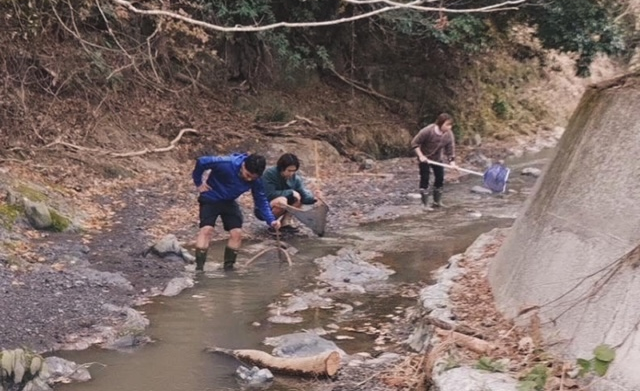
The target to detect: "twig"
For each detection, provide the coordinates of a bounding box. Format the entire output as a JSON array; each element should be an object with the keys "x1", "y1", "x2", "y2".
[
  {"x1": 245, "y1": 246, "x2": 292, "y2": 267},
  {"x1": 328, "y1": 68, "x2": 398, "y2": 103},
  {"x1": 111, "y1": 128, "x2": 199, "y2": 157},
  {"x1": 354, "y1": 371, "x2": 380, "y2": 386},
  {"x1": 424, "y1": 315, "x2": 486, "y2": 339},
  {"x1": 294, "y1": 115, "x2": 317, "y2": 126}
]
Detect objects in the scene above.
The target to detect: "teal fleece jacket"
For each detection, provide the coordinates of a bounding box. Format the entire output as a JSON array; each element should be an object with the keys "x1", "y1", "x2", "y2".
[{"x1": 261, "y1": 166, "x2": 315, "y2": 204}]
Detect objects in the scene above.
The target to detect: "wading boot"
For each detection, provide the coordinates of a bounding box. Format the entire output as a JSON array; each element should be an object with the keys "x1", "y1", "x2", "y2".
[
  {"x1": 420, "y1": 188, "x2": 433, "y2": 211},
  {"x1": 195, "y1": 248, "x2": 208, "y2": 271},
  {"x1": 432, "y1": 188, "x2": 446, "y2": 208},
  {"x1": 223, "y1": 246, "x2": 239, "y2": 271},
  {"x1": 420, "y1": 188, "x2": 429, "y2": 207}
]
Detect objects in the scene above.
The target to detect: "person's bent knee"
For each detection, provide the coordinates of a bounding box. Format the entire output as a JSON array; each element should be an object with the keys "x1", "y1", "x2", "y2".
[
  {"x1": 199, "y1": 225, "x2": 215, "y2": 238},
  {"x1": 229, "y1": 228, "x2": 243, "y2": 242},
  {"x1": 271, "y1": 197, "x2": 288, "y2": 215},
  {"x1": 271, "y1": 197, "x2": 288, "y2": 208}
]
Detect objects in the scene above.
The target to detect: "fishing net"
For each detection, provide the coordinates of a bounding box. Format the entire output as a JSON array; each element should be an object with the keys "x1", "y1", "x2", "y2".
[
  {"x1": 283, "y1": 199, "x2": 329, "y2": 236},
  {"x1": 483, "y1": 163, "x2": 511, "y2": 193}
]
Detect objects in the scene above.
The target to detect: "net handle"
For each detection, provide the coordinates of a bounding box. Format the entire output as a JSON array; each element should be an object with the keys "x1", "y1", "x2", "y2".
[{"x1": 426, "y1": 159, "x2": 484, "y2": 177}]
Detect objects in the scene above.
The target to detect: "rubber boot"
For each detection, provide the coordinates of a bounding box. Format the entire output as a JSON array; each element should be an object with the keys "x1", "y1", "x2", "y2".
[
  {"x1": 223, "y1": 246, "x2": 239, "y2": 271},
  {"x1": 420, "y1": 188, "x2": 433, "y2": 211},
  {"x1": 432, "y1": 188, "x2": 446, "y2": 208},
  {"x1": 195, "y1": 248, "x2": 208, "y2": 271},
  {"x1": 420, "y1": 188, "x2": 429, "y2": 207}
]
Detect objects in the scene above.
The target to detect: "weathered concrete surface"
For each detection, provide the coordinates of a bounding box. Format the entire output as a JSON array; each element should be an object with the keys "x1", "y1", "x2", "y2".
[{"x1": 488, "y1": 73, "x2": 640, "y2": 390}]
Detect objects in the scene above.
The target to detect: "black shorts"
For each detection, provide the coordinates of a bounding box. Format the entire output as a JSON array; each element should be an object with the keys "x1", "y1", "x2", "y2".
[{"x1": 198, "y1": 197, "x2": 243, "y2": 231}]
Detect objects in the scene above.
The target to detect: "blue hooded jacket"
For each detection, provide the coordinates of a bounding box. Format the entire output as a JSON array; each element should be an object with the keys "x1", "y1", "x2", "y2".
[{"x1": 192, "y1": 153, "x2": 276, "y2": 225}]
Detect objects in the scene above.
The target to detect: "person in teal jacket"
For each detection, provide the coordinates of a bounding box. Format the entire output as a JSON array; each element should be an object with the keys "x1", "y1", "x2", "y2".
[
  {"x1": 255, "y1": 153, "x2": 317, "y2": 233},
  {"x1": 192, "y1": 153, "x2": 280, "y2": 271}
]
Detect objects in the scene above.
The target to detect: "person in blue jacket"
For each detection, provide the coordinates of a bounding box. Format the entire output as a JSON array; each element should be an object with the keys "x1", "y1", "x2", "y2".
[
  {"x1": 192, "y1": 153, "x2": 280, "y2": 271},
  {"x1": 256, "y1": 153, "x2": 317, "y2": 233}
]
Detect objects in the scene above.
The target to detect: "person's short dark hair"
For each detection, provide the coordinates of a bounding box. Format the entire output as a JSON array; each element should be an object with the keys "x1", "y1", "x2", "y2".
[
  {"x1": 244, "y1": 154, "x2": 267, "y2": 176},
  {"x1": 276, "y1": 153, "x2": 300, "y2": 172},
  {"x1": 435, "y1": 113, "x2": 453, "y2": 127}
]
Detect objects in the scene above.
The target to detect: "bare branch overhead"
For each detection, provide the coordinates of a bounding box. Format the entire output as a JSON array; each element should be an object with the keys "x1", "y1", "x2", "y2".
[{"x1": 109, "y1": 0, "x2": 527, "y2": 33}]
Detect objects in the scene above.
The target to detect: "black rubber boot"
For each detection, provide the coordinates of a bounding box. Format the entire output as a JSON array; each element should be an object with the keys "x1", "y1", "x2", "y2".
[
  {"x1": 432, "y1": 188, "x2": 445, "y2": 208},
  {"x1": 420, "y1": 188, "x2": 430, "y2": 207},
  {"x1": 223, "y1": 246, "x2": 239, "y2": 271},
  {"x1": 195, "y1": 248, "x2": 208, "y2": 271}
]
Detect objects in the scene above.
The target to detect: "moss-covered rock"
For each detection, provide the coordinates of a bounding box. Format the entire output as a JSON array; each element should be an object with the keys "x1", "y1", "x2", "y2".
[
  {"x1": 49, "y1": 209, "x2": 71, "y2": 232},
  {"x1": 15, "y1": 184, "x2": 48, "y2": 203},
  {"x1": 0, "y1": 203, "x2": 23, "y2": 230}
]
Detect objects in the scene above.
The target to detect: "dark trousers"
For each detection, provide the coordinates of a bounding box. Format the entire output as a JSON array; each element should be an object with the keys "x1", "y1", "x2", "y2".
[{"x1": 419, "y1": 162, "x2": 444, "y2": 190}]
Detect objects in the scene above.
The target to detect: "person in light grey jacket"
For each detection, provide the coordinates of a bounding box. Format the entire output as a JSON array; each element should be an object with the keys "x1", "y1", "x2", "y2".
[{"x1": 255, "y1": 153, "x2": 317, "y2": 232}]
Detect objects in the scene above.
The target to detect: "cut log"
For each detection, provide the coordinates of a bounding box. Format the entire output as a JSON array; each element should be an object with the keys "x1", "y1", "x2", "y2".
[
  {"x1": 434, "y1": 329, "x2": 495, "y2": 354},
  {"x1": 206, "y1": 347, "x2": 341, "y2": 378}
]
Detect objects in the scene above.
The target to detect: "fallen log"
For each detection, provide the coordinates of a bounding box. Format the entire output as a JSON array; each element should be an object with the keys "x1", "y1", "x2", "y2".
[
  {"x1": 206, "y1": 347, "x2": 341, "y2": 378},
  {"x1": 434, "y1": 329, "x2": 495, "y2": 354}
]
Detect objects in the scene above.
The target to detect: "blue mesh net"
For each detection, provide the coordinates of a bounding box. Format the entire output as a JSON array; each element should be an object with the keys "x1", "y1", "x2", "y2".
[{"x1": 483, "y1": 163, "x2": 510, "y2": 193}]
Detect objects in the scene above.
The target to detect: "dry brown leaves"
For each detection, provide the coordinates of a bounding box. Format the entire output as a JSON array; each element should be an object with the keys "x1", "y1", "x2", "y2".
[
  {"x1": 379, "y1": 354, "x2": 428, "y2": 391},
  {"x1": 440, "y1": 232, "x2": 586, "y2": 390}
]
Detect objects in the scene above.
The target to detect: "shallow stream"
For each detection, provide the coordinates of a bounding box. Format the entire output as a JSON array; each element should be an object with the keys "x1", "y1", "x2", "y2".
[{"x1": 56, "y1": 152, "x2": 548, "y2": 391}]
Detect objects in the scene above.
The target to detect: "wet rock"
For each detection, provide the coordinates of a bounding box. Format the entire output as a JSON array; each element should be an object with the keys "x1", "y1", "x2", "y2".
[
  {"x1": 236, "y1": 365, "x2": 274, "y2": 385},
  {"x1": 23, "y1": 377, "x2": 52, "y2": 391},
  {"x1": 359, "y1": 158, "x2": 376, "y2": 171},
  {"x1": 433, "y1": 367, "x2": 517, "y2": 391},
  {"x1": 72, "y1": 266, "x2": 134, "y2": 291},
  {"x1": 145, "y1": 234, "x2": 195, "y2": 263},
  {"x1": 463, "y1": 150, "x2": 492, "y2": 168},
  {"x1": 362, "y1": 352, "x2": 402, "y2": 367},
  {"x1": 264, "y1": 332, "x2": 347, "y2": 358},
  {"x1": 270, "y1": 296, "x2": 308, "y2": 315},
  {"x1": 270, "y1": 291, "x2": 334, "y2": 315},
  {"x1": 43, "y1": 356, "x2": 91, "y2": 383},
  {"x1": 406, "y1": 193, "x2": 422, "y2": 200},
  {"x1": 101, "y1": 305, "x2": 150, "y2": 349},
  {"x1": 407, "y1": 230, "x2": 505, "y2": 352},
  {"x1": 107, "y1": 333, "x2": 152, "y2": 350},
  {"x1": 23, "y1": 199, "x2": 52, "y2": 229},
  {"x1": 267, "y1": 315, "x2": 303, "y2": 324},
  {"x1": 162, "y1": 277, "x2": 194, "y2": 296},
  {"x1": 521, "y1": 167, "x2": 542, "y2": 177},
  {"x1": 467, "y1": 211, "x2": 482, "y2": 219},
  {"x1": 470, "y1": 186, "x2": 493, "y2": 195},
  {"x1": 315, "y1": 248, "x2": 394, "y2": 293}
]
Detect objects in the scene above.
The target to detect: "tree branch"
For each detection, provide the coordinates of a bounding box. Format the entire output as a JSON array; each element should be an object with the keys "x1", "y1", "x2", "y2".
[
  {"x1": 44, "y1": 128, "x2": 199, "y2": 158},
  {"x1": 110, "y1": 0, "x2": 526, "y2": 33}
]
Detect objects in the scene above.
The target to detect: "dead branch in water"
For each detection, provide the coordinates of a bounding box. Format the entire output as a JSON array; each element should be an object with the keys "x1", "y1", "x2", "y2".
[{"x1": 245, "y1": 246, "x2": 292, "y2": 267}]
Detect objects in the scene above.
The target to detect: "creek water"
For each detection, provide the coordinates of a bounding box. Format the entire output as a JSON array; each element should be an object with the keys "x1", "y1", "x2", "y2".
[{"x1": 55, "y1": 152, "x2": 548, "y2": 391}]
